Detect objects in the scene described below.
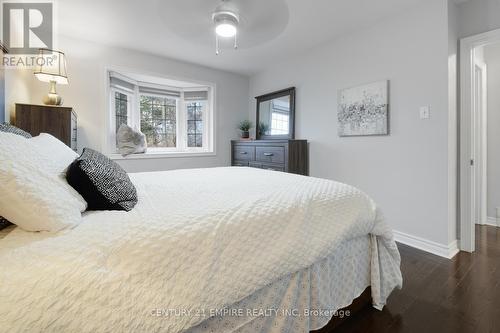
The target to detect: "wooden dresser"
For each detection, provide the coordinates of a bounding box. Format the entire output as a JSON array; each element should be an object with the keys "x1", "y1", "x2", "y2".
[
  {"x1": 15, "y1": 103, "x2": 77, "y2": 151},
  {"x1": 231, "y1": 140, "x2": 308, "y2": 176}
]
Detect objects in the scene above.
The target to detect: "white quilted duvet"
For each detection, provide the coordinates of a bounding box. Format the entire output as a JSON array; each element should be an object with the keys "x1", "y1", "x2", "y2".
[{"x1": 0, "y1": 167, "x2": 402, "y2": 333}]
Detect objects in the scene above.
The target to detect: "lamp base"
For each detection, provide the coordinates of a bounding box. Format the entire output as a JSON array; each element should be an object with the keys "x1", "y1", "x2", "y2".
[
  {"x1": 42, "y1": 81, "x2": 63, "y2": 105},
  {"x1": 43, "y1": 93, "x2": 63, "y2": 106}
]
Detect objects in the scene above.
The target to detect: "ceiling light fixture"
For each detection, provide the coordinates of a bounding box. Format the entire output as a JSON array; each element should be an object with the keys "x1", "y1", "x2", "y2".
[{"x1": 212, "y1": 0, "x2": 239, "y2": 55}]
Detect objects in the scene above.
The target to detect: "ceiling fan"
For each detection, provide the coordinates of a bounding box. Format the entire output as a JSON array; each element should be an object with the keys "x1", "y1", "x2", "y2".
[{"x1": 212, "y1": 0, "x2": 239, "y2": 55}]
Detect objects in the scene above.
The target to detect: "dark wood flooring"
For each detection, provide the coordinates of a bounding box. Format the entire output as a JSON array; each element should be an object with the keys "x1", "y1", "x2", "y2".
[{"x1": 335, "y1": 225, "x2": 500, "y2": 333}]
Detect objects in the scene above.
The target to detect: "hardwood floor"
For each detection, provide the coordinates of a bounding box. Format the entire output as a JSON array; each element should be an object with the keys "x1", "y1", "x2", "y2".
[{"x1": 335, "y1": 225, "x2": 500, "y2": 333}]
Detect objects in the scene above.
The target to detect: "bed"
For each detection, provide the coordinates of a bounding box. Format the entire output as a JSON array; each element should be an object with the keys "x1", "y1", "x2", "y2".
[{"x1": 0, "y1": 167, "x2": 402, "y2": 333}]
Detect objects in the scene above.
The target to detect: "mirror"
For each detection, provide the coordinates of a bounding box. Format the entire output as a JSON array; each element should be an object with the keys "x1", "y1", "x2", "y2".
[{"x1": 256, "y1": 87, "x2": 295, "y2": 140}]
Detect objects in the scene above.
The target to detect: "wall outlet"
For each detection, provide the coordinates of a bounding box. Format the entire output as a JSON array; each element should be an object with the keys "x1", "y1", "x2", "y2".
[{"x1": 419, "y1": 106, "x2": 430, "y2": 119}]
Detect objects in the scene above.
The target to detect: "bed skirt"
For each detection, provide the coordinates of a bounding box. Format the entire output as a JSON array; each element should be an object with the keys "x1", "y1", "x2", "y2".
[{"x1": 185, "y1": 236, "x2": 373, "y2": 333}]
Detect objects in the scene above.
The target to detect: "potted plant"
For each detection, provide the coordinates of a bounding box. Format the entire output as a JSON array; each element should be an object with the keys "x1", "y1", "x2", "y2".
[
  {"x1": 258, "y1": 121, "x2": 269, "y2": 137},
  {"x1": 238, "y1": 120, "x2": 253, "y2": 139}
]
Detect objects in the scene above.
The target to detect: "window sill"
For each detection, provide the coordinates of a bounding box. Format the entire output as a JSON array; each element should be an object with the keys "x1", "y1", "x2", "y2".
[{"x1": 108, "y1": 151, "x2": 216, "y2": 160}]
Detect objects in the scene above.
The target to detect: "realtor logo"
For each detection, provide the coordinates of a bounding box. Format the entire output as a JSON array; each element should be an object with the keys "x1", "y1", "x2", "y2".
[{"x1": 2, "y1": 2, "x2": 53, "y2": 54}]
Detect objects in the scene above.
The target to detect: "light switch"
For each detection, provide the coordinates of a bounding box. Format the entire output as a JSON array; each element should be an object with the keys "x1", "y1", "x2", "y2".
[{"x1": 420, "y1": 106, "x2": 430, "y2": 119}]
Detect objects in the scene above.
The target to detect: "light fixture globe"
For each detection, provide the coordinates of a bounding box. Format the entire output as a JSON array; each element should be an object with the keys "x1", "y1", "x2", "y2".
[
  {"x1": 216, "y1": 21, "x2": 237, "y2": 38},
  {"x1": 213, "y1": 10, "x2": 239, "y2": 37}
]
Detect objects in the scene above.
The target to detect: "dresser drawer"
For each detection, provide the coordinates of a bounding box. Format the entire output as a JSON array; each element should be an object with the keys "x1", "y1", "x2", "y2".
[
  {"x1": 233, "y1": 146, "x2": 255, "y2": 161},
  {"x1": 260, "y1": 163, "x2": 285, "y2": 172},
  {"x1": 232, "y1": 160, "x2": 249, "y2": 167},
  {"x1": 248, "y1": 162, "x2": 284, "y2": 172},
  {"x1": 255, "y1": 146, "x2": 285, "y2": 164}
]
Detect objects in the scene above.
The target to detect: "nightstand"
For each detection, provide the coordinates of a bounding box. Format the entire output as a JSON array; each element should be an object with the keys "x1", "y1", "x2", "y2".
[{"x1": 15, "y1": 103, "x2": 77, "y2": 151}]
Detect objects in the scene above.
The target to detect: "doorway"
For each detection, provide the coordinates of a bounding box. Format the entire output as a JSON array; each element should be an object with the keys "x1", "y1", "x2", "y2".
[{"x1": 460, "y1": 28, "x2": 500, "y2": 252}]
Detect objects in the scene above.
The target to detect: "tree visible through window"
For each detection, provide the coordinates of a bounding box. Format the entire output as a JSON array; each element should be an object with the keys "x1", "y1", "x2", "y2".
[
  {"x1": 115, "y1": 92, "x2": 128, "y2": 133},
  {"x1": 140, "y1": 95, "x2": 177, "y2": 148},
  {"x1": 187, "y1": 101, "x2": 204, "y2": 148}
]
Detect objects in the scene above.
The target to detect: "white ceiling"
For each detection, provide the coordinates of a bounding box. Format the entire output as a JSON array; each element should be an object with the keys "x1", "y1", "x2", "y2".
[{"x1": 56, "y1": 0, "x2": 433, "y2": 76}]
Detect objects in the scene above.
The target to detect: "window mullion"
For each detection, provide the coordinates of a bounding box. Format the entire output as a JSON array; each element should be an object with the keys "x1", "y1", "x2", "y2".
[
  {"x1": 204, "y1": 100, "x2": 209, "y2": 151},
  {"x1": 110, "y1": 88, "x2": 117, "y2": 152},
  {"x1": 178, "y1": 93, "x2": 186, "y2": 151},
  {"x1": 132, "y1": 86, "x2": 139, "y2": 130}
]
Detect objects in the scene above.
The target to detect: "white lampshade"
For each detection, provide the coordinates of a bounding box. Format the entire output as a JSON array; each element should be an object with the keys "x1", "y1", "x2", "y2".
[{"x1": 34, "y1": 49, "x2": 68, "y2": 85}]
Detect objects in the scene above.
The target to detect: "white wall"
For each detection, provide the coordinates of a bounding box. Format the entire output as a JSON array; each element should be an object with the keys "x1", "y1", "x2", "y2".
[
  {"x1": 484, "y1": 43, "x2": 500, "y2": 218},
  {"x1": 23, "y1": 36, "x2": 249, "y2": 172},
  {"x1": 458, "y1": 0, "x2": 500, "y2": 38},
  {"x1": 249, "y1": 0, "x2": 455, "y2": 246},
  {"x1": 4, "y1": 68, "x2": 33, "y2": 122},
  {"x1": 448, "y1": 0, "x2": 459, "y2": 240}
]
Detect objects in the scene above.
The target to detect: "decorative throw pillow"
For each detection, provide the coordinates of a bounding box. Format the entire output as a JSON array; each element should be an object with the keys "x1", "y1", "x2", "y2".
[
  {"x1": 116, "y1": 124, "x2": 147, "y2": 156},
  {"x1": 0, "y1": 216, "x2": 11, "y2": 230},
  {"x1": 0, "y1": 123, "x2": 32, "y2": 138},
  {"x1": 0, "y1": 132, "x2": 85, "y2": 232},
  {"x1": 66, "y1": 148, "x2": 138, "y2": 211}
]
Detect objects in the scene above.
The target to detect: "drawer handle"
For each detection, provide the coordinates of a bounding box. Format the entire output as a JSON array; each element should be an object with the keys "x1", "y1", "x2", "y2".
[
  {"x1": 240, "y1": 151, "x2": 248, "y2": 155},
  {"x1": 263, "y1": 152, "x2": 274, "y2": 156}
]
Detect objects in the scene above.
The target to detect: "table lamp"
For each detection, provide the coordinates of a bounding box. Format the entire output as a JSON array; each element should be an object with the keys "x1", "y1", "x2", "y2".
[{"x1": 34, "y1": 49, "x2": 68, "y2": 106}]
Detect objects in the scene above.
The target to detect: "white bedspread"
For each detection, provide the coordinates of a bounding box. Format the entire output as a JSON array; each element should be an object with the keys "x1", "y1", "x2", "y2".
[{"x1": 0, "y1": 167, "x2": 402, "y2": 333}]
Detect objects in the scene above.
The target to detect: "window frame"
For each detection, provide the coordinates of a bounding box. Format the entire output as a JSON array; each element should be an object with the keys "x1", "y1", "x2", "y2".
[
  {"x1": 183, "y1": 89, "x2": 211, "y2": 152},
  {"x1": 105, "y1": 69, "x2": 215, "y2": 158},
  {"x1": 109, "y1": 86, "x2": 135, "y2": 140}
]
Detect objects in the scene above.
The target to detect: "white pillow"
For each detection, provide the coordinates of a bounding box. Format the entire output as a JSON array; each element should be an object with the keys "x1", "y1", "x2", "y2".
[
  {"x1": 30, "y1": 133, "x2": 87, "y2": 210},
  {"x1": 30, "y1": 133, "x2": 79, "y2": 175},
  {"x1": 0, "y1": 132, "x2": 86, "y2": 232}
]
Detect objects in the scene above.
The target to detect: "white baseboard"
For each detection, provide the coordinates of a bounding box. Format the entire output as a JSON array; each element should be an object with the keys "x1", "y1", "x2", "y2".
[
  {"x1": 475, "y1": 217, "x2": 499, "y2": 226},
  {"x1": 486, "y1": 216, "x2": 499, "y2": 227},
  {"x1": 393, "y1": 230, "x2": 459, "y2": 259}
]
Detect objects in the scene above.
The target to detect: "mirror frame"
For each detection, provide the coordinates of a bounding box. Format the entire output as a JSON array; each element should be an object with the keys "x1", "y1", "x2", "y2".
[{"x1": 255, "y1": 87, "x2": 295, "y2": 140}]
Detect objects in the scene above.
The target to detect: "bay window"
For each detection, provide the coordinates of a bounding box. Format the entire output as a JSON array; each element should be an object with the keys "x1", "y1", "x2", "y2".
[{"x1": 108, "y1": 71, "x2": 214, "y2": 156}]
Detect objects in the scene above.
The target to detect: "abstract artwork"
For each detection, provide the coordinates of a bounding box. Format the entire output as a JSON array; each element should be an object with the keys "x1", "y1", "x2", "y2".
[{"x1": 338, "y1": 80, "x2": 389, "y2": 136}]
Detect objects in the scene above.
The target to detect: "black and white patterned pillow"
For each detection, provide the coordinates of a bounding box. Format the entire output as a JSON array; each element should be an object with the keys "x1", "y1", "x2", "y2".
[
  {"x1": 66, "y1": 148, "x2": 137, "y2": 211},
  {"x1": 0, "y1": 123, "x2": 31, "y2": 228},
  {"x1": 0, "y1": 123, "x2": 32, "y2": 138},
  {"x1": 0, "y1": 216, "x2": 12, "y2": 230}
]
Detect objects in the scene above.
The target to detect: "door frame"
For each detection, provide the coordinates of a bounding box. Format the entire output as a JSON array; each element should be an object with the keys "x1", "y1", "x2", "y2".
[
  {"x1": 460, "y1": 28, "x2": 500, "y2": 252},
  {"x1": 473, "y1": 61, "x2": 488, "y2": 228}
]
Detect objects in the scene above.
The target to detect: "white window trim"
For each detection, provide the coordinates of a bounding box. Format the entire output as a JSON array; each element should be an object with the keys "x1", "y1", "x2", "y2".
[
  {"x1": 104, "y1": 68, "x2": 216, "y2": 158},
  {"x1": 107, "y1": 150, "x2": 216, "y2": 160},
  {"x1": 110, "y1": 86, "x2": 135, "y2": 146}
]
